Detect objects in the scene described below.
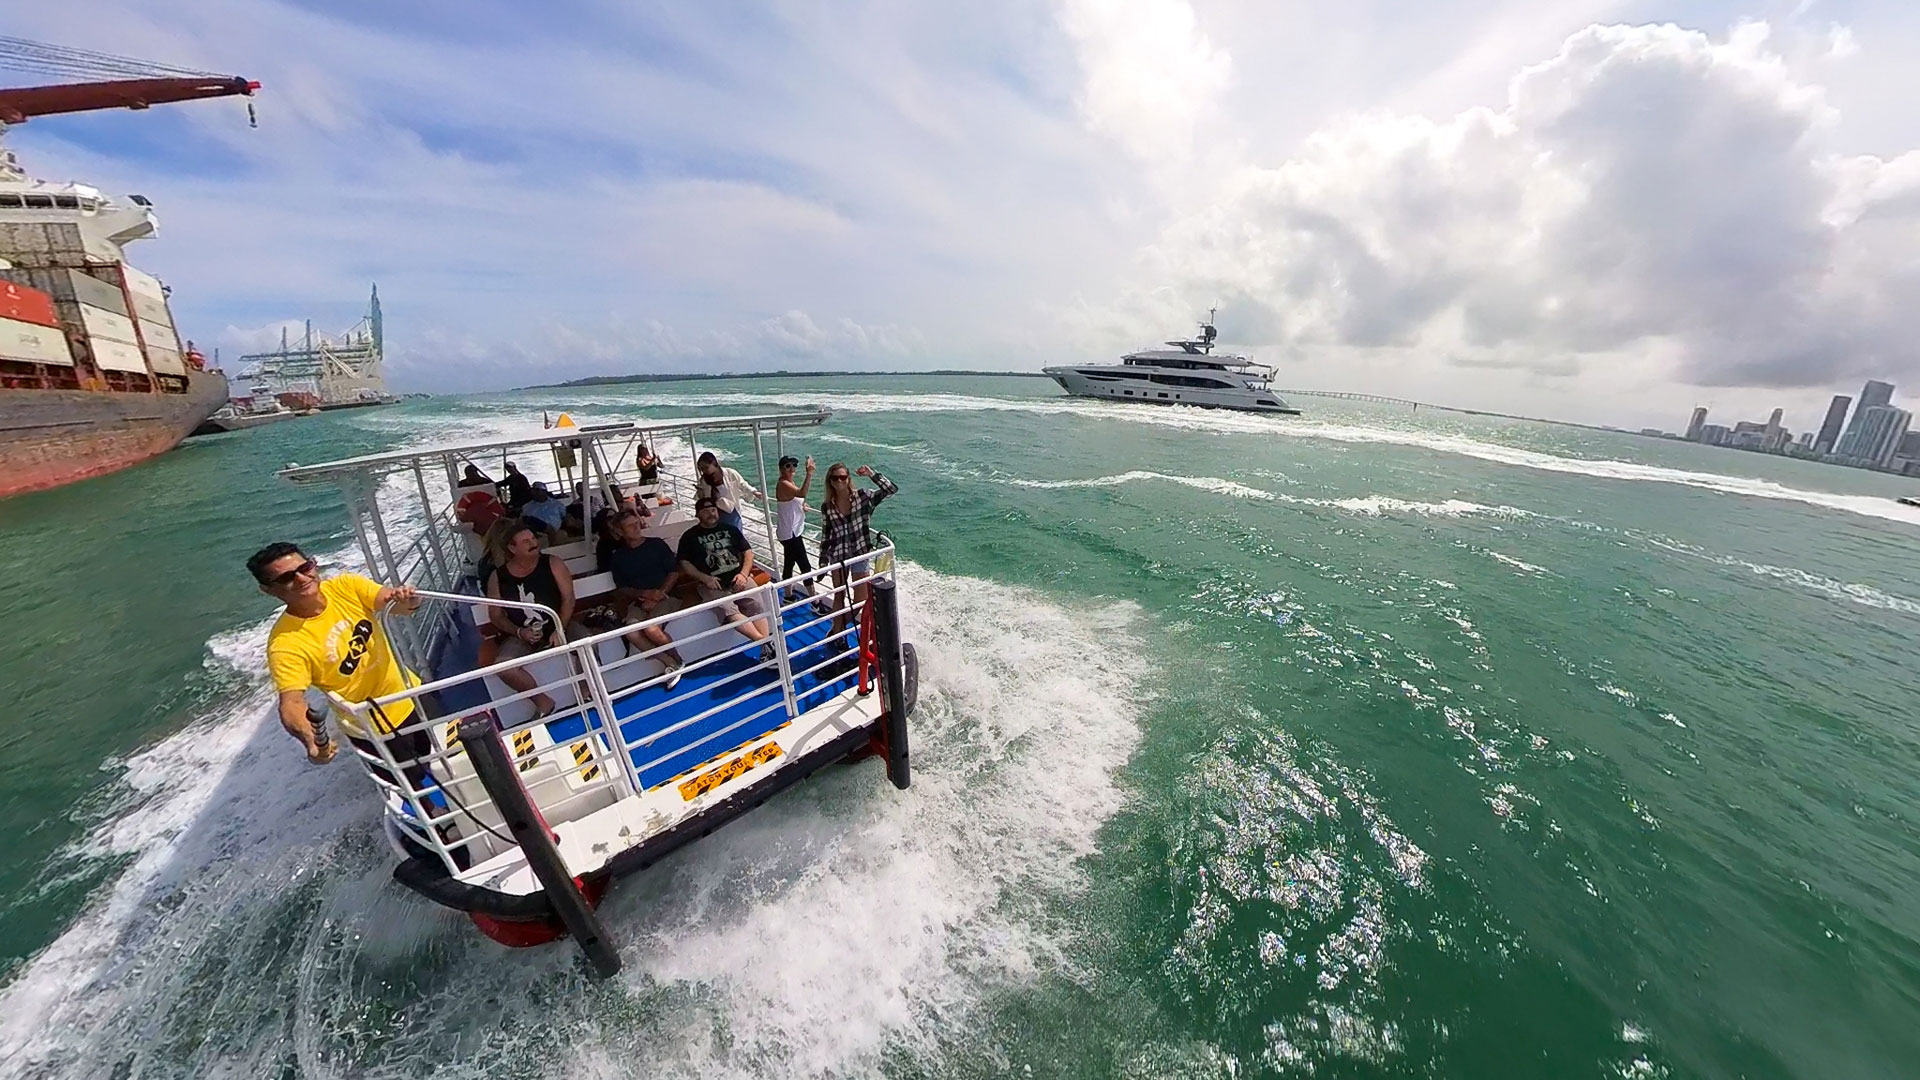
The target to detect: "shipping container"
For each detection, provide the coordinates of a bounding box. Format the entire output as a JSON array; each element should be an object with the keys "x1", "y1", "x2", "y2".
[
  {"x1": 86, "y1": 335, "x2": 149, "y2": 374},
  {"x1": 0, "y1": 281, "x2": 58, "y2": 327},
  {"x1": 0, "y1": 222, "x2": 89, "y2": 265},
  {"x1": 119, "y1": 262, "x2": 167, "y2": 302},
  {"x1": 145, "y1": 342, "x2": 187, "y2": 375},
  {"x1": 2, "y1": 266, "x2": 130, "y2": 316},
  {"x1": 128, "y1": 290, "x2": 172, "y2": 328},
  {"x1": 0, "y1": 313, "x2": 76, "y2": 365},
  {"x1": 77, "y1": 304, "x2": 140, "y2": 346},
  {"x1": 137, "y1": 316, "x2": 181, "y2": 354}
]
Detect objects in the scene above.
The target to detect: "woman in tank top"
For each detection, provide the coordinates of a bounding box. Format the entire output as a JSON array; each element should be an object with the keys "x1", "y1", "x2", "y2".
[
  {"x1": 775, "y1": 455, "x2": 816, "y2": 601},
  {"x1": 484, "y1": 519, "x2": 576, "y2": 718}
]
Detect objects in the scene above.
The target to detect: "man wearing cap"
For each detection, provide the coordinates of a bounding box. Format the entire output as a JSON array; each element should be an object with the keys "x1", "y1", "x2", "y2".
[
  {"x1": 677, "y1": 496, "x2": 773, "y2": 659},
  {"x1": 522, "y1": 481, "x2": 565, "y2": 534}
]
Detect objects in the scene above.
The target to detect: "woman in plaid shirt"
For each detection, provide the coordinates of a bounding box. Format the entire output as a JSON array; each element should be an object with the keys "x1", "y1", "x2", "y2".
[{"x1": 819, "y1": 462, "x2": 897, "y2": 633}]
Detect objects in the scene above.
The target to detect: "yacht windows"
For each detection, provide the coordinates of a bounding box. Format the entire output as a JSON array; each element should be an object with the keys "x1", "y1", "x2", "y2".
[
  {"x1": 1148, "y1": 373, "x2": 1233, "y2": 389},
  {"x1": 0, "y1": 195, "x2": 21, "y2": 208},
  {"x1": 52, "y1": 195, "x2": 79, "y2": 209},
  {"x1": 22, "y1": 195, "x2": 53, "y2": 209}
]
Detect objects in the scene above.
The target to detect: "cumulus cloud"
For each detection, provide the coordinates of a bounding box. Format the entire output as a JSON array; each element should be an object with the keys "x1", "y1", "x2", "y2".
[
  {"x1": 1058, "y1": 0, "x2": 1232, "y2": 161},
  {"x1": 1090, "y1": 21, "x2": 1920, "y2": 391}
]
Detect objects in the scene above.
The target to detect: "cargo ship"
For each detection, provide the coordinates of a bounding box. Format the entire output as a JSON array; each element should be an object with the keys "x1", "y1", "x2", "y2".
[
  {"x1": 0, "y1": 41, "x2": 261, "y2": 498},
  {"x1": 0, "y1": 152, "x2": 227, "y2": 497},
  {"x1": 239, "y1": 287, "x2": 397, "y2": 412}
]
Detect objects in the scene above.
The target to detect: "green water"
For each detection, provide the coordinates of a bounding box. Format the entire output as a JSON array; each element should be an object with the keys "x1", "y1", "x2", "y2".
[{"x1": 2, "y1": 376, "x2": 1917, "y2": 1079}]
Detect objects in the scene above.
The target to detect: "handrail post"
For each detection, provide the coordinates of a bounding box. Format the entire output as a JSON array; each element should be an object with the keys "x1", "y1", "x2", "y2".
[
  {"x1": 455, "y1": 714, "x2": 622, "y2": 978},
  {"x1": 572, "y1": 637, "x2": 644, "y2": 799},
  {"x1": 868, "y1": 576, "x2": 911, "y2": 790},
  {"x1": 764, "y1": 580, "x2": 801, "y2": 723}
]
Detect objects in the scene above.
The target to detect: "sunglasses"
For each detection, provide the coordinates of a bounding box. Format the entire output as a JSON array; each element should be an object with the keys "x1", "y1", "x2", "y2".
[
  {"x1": 828, "y1": 473, "x2": 850, "y2": 482},
  {"x1": 267, "y1": 558, "x2": 318, "y2": 588}
]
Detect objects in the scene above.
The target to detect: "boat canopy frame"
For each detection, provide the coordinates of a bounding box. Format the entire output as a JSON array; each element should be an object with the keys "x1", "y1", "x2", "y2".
[{"x1": 279, "y1": 408, "x2": 832, "y2": 590}]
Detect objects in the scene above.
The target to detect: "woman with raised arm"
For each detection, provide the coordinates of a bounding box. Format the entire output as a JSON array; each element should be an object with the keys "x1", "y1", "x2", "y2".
[{"x1": 818, "y1": 462, "x2": 897, "y2": 637}]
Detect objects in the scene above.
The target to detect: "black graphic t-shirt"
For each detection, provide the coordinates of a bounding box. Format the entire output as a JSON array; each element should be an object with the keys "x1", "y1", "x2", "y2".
[{"x1": 677, "y1": 523, "x2": 748, "y2": 582}]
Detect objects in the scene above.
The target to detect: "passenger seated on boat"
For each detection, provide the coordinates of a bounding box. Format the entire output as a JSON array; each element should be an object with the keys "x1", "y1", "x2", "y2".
[
  {"x1": 460, "y1": 462, "x2": 493, "y2": 486},
  {"x1": 483, "y1": 520, "x2": 576, "y2": 719},
  {"x1": 248, "y1": 542, "x2": 430, "y2": 786},
  {"x1": 521, "y1": 482, "x2": 565, "y2": 535},
  {"x1": 500, "y1": 461, "x2": 533, "y2": 511},
  {"x1": 473, "y1": 517, "x2": 517, "y2": 595},
  {"x1": 678, "y1": 497, "x2": 773, "y2": 659},
  {"x1": 604, "y1": 508, "x2": 686, "y2": 686},
  {"x1": 695, "y1": 451, "x2": 760, "y2": 534}
]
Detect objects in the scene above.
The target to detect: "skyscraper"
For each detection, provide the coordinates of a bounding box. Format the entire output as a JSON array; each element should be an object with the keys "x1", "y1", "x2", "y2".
[
  {"x1": 1836, "y1": 381, "x2": 1896, "y2": 455},
  {"x1": 1814, "y1": 394, "x2": 1850, "y2": 455},
  {"x1": 1835, "y1": 404, "x2": 1912, "y2": 467},
  {"x1": 1685, "y1": 406, "x2": 1708, "y2": 441}
]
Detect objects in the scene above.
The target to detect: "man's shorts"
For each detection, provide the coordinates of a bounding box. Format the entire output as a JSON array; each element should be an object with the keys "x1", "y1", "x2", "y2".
[
  {"x1": 697, "y1": 583, "x2": 764, "y2": 621},
  {"x1": 623, "y1": 594, "x2": 681, "y2": 627}
]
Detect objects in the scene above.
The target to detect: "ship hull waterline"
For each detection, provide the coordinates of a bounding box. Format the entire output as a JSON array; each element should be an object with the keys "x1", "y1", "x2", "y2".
[{"x1": 0, "y1": 368, "x2": 228, "y2": 498}]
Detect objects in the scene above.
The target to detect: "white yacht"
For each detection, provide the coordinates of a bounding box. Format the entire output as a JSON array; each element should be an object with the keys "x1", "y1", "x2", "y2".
[{"x1": 1044, "y1": 313, "x2": 1299, "y2": 414}]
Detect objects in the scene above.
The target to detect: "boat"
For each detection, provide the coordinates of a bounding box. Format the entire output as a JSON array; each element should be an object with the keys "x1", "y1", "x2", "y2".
[
  {"x1": 1043, "y1": 310, "x2": 1299, "y2": 414},
  {"x1": 188, "y1": 393, "x2": 299, "y2": 436},
  {"x1": 1898, "y1": 496, "x2": 1920, "y2": 508},
  {"x1": 239, "y1": 287, "x2": 398, "y2": 411},
  {"x1": 280, "y1": 411, "x2": 914, "y2": 974},
  {"x1": 0, "y1": 44, "x2": 258, "y2": 499},
  {"x1": 0, "y1": 148, "x2": 228, "y2": 497}
]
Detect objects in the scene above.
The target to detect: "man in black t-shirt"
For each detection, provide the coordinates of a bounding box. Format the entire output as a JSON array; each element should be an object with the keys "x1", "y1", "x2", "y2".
[
  {"x1": 604, "y1": 508, "x2": 685, "y2": 687},
  {"x1": 677, "y1": 497, "x2": 772, "y2": 655}
]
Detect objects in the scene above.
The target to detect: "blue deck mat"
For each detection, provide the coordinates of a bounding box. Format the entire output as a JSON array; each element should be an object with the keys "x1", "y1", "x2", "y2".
[{"x1": 543, "y1": 603, "x2": 863, "y2": 789}]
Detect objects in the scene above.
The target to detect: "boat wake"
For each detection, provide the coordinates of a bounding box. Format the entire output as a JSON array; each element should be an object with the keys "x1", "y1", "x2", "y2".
[
  {"x1": 0, "y1": 562, "x2": 1145, "y2": 1079},
  {"x1": 621, "y1": 388, "x2": 1920, "y2": 529}
]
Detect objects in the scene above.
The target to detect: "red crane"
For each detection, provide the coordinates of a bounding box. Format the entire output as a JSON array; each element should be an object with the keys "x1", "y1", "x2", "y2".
[{"x1": 0, "y1": 36, "x2": 257, "y2": 126}]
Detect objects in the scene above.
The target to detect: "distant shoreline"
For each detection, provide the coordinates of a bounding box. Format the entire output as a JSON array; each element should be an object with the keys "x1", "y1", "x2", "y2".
[{"x1": 520, "y1": 369, "x2": 1051, "y2": 390}]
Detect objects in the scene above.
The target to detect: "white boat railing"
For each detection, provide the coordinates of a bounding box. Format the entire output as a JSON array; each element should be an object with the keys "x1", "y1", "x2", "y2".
[{"x1": 337, "y1": 542, "x2": 895, "y2": 879}]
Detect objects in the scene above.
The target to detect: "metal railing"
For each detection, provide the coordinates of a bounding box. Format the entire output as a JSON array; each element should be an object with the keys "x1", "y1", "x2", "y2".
[{"x1": 337, "y1": 540, "x2": 896, "y2": 880}]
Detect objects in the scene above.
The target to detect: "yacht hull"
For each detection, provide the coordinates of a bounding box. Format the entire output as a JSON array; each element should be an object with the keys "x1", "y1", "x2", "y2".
[{"x1": 1043, "y1": 367, "x2": 1300, "y2": 414}]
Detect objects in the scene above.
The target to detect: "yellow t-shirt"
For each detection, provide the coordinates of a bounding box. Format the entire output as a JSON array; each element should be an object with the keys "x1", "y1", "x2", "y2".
[{"x1": 267, "y1": 574, "x2": 418, "y2": 735}]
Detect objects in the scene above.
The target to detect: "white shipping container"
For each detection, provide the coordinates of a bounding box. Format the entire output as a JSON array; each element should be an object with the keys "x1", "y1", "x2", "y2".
[
  {"x1": 13, "y1": 267, "x2": 129, "y2": 316},
  {"x1": 138, "y1": 316, "x2": 180, "y2": 354},
  {"x1": 145, "y1": 342, "x2": 187, "y2": 375},
  {"x1": 119, "y1": 262, "x2": 166, "y2": 302},
  {"x1": 0, "y1": 314, "x2": 75, "y2": 366},
  {"x1": 130, "y1": 290, "x2": 172, "y2": 328},
  {"x1": 88, "y1": 335, "x2": 149, "y2": 374},
  {"x1": 78, "y1": 304, "x2": 140, "y2": 346}
]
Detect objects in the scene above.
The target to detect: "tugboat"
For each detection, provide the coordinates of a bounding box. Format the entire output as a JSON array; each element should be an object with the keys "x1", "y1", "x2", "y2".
[
  {"x1": 1044, "y1": 310, "x2": 1300, "y2": 414},
  {"x1": 280, "y1": 409, "x2": 915, "y2": 974}
]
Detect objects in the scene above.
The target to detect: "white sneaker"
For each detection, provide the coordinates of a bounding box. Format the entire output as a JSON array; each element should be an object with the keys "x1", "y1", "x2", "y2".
[{"x1": 663, "y1": 657, "x2": 683, "y2": 690}]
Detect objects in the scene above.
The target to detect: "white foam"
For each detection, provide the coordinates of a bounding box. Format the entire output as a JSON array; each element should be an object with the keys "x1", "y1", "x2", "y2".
[
  {"x1": 1006, "y1": 469, "x2": 1277, "y2": 501},
  {"x1": 0, "y1": 554, "x2": 1146, "y2": 1078},
  {"x1": 600, "y1": 387, "x2": 1920, "y2": 529},
  {"x1": 1642, "y1": 535, "x2": 1920, "y2": 616},
  {"x1": 1488, "y1": 552, "x2": 1551, "y2": 575}
]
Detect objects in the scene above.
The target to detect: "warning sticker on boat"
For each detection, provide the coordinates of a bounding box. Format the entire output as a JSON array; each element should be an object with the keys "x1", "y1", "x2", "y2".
[{"x1": 678, "y1": 742, "x2": 782, "y2": 801}]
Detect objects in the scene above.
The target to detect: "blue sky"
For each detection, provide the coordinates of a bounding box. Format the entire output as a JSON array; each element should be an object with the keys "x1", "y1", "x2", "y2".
[{"x1": 5, "y1": 1, "x2": 1918, "y2": 429}]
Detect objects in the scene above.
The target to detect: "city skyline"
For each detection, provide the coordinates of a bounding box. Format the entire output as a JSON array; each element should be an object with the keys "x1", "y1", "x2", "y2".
[{"x1": 1679, "y1": 378, "x2": 1916, "y2": 475}]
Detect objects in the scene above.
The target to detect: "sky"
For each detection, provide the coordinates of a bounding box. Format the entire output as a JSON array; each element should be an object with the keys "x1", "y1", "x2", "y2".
[{"x1": 4, "y1": 0, "x2": 1917, "y2": 431}]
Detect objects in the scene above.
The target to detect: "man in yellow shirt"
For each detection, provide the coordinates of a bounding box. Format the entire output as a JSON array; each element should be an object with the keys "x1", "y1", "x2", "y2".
[{"x1": 249, "y1": 542, "x2": 425, "y2": 785}]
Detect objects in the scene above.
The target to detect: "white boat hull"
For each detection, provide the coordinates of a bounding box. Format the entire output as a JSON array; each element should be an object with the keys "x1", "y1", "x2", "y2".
[{"x1": 1042, "y1": 366, "x2": 1300, "y2": 414}]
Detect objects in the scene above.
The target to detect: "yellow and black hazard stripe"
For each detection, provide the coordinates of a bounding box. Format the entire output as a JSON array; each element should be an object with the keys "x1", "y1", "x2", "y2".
[{"x1": 570, "y1": 739, "x2": 601, "y2": 782}]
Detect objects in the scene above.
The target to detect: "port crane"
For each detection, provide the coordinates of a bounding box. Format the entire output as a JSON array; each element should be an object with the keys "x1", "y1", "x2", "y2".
[{"x1": 0, "y1": 35, "x2": 257, "y2": 127}]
